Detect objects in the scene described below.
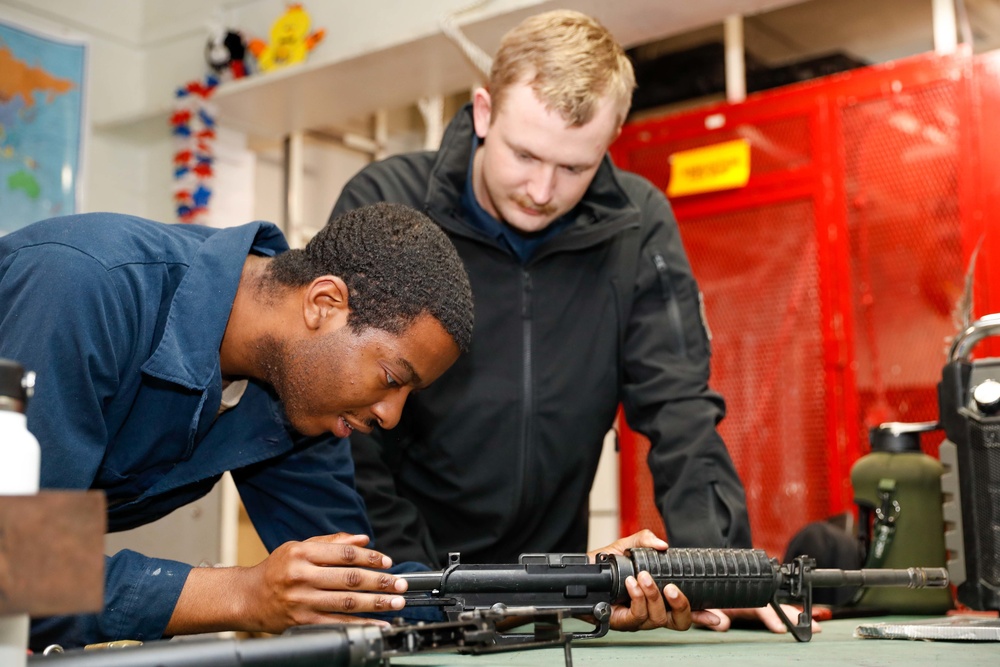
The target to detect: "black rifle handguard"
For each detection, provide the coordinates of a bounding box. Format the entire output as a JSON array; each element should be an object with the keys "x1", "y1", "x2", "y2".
[{"x1": 608, "y1": 548, "x2": 779, "y2": 608}]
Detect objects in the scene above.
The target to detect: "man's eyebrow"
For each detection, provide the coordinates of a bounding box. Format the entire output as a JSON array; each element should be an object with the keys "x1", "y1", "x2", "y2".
[
  {"x1": 396, "y1": 358, "x2": 422, "y2": 387},
  {"x1": 510, "y1": 141, "x2": 537, "y2": 158},
  {"x1": 510, "y1": 140, "x2": 592, "y2": 171}
]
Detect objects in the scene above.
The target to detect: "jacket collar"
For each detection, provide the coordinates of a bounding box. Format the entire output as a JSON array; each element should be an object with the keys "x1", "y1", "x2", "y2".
[{"x1": 141, "y1": 221, "x2": 288, "y2": 391}]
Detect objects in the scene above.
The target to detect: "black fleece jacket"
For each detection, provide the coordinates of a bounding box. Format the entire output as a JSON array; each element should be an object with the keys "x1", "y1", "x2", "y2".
[{"x1": 331, "y1": 104, "x2": 752, "y2": 567}]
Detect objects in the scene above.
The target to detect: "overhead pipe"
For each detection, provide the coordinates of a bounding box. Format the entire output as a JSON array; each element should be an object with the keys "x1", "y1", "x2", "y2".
[{"x1": 724, "y1": 14, "x2": 746, "y2": 104}]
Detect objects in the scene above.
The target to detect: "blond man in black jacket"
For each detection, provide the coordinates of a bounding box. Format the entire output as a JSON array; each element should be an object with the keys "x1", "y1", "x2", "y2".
[{"x1": 333, "y1": 9, "x2": 815, "y2": 635}]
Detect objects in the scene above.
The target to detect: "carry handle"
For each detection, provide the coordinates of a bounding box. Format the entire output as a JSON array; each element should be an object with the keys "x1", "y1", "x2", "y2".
[
  {"x1": 874, "y1": 421, "x2": 940, "y2": 435},
  {"x1": 949, "y1": 313, "x2": 1000, "y2": 362}
]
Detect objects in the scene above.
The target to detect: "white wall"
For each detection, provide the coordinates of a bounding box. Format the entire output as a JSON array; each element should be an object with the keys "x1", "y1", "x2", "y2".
[{"x1": 251, "y1": 135, "x2": 373, "y2": 243}]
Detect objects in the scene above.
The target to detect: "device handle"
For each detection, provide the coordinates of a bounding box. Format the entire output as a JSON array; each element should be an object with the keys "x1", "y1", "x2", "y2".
[{"x1": 949, "y1": 313, "x2": 1000, "y2": 362}]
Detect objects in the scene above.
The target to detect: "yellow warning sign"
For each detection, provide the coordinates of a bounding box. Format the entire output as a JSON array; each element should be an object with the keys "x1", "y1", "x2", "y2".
[{"x1": 667, "y1": 138, "x2": 751, "y2": 198}]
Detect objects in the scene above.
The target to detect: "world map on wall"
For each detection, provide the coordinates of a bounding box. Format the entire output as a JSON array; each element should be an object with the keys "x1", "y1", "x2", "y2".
[{"x1": 0, "y1": 22, "x2": 85, "y2": 234}]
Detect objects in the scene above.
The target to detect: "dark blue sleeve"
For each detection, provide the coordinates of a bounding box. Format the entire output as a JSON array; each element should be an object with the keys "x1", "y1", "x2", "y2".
[
  {"x1": 30, "y1": 551, "x2": 191, "y2": 651},
  {"x1": 232, "y1": 434, "x2": 374, "y2": 550}
]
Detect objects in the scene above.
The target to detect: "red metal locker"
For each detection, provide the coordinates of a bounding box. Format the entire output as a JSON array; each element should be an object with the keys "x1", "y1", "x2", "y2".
[{"x1": 611, "y1": 49, "x2": 999, "y2": 557}]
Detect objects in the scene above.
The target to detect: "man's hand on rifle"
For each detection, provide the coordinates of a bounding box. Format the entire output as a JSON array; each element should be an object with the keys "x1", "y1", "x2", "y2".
[
  {"x1": 587, "y1": 530, "x2": 722, "y2": 632},
  {"x1": 588, "y1": 530, "x2": 822, "y2": 636},
  {"x1": 166, "y1": 532, "x2": 408, "y2": 636}
]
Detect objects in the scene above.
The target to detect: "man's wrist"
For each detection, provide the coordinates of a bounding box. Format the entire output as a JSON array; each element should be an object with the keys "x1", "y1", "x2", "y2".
[{"x1": 165, "y1": 564, "x2": 258, "y2": 635}]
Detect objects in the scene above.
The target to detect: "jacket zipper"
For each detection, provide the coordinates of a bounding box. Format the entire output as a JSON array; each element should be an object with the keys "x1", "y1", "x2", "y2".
[
  {"x1": 653, "y1": 252, "x2": 687, "y2": 357},
  {"x1": 520, "y1": 269, "x2": 533, "y2": 510}
]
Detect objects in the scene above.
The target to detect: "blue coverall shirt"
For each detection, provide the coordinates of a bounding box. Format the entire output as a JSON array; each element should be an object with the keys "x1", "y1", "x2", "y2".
[{"x1": 0, "y1": 213, "x2": 374, "y2": 648}]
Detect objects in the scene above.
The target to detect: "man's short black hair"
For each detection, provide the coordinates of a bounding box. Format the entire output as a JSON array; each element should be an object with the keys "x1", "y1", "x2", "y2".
[{"x1": 268, "y1": 202, "x2": 473, "y2": 352}]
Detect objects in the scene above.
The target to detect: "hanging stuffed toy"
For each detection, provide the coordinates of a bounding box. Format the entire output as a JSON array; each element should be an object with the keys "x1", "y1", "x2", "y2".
[
  {"x1": 205, "y1": 26, "x2": 248, "y2": 80},
  {"x1": 248, "y1": 3, "x2": 325, "y2": 72}
]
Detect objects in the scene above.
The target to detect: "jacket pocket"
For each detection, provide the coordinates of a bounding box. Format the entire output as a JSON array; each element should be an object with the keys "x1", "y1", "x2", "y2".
[{"x1": 650, "y1": 251, "x2": 710, "y2": 359}]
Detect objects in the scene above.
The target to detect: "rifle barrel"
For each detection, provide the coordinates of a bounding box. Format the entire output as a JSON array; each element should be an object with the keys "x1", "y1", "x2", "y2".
[
  {"x1": 401, "y1": 571, "x2": 445, "y2": 591},
  {"x1": 809, "y1": 567, "x2": 950, "y2": 589}
]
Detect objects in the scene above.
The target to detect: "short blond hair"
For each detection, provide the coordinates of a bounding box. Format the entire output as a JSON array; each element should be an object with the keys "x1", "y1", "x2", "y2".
[{"x1": 489, "y1": 10, "x2": 636, "y2": 127}]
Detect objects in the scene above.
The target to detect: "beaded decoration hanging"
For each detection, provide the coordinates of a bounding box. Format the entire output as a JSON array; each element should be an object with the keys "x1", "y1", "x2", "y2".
[{"x1": 170, "y1": 75, "x2": 218, "y2": 223}]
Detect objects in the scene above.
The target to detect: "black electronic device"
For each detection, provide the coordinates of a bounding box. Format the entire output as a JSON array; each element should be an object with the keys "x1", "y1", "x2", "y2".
[{"x1": 938, "y1": 313, "x2": 1000, "y2": 611}]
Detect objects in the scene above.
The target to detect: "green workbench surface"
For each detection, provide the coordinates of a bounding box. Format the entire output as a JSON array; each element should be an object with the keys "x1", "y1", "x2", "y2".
[{"x1": 393, "y1": 617, "x2": 998, "y2": 666}]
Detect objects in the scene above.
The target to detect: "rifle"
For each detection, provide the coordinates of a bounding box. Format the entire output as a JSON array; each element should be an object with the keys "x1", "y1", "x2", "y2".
[
  {"x1": 28, "y1": 607, "x2": 572, "y2": 667},
  {"x1": 400, "y1": 547, "x2": 950, "y2": 644},
  {"x1": 28, "y1": 548, "x2": 949, "y2": 667}
]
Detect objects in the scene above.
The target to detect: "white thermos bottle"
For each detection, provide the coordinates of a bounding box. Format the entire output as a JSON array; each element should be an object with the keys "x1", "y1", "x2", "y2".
[{"x1": 0, "y1": 359, "x2": 40, "y2": 667}]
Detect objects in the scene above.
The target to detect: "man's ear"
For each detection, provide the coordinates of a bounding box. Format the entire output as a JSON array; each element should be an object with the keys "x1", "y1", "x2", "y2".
[
  {"x1": 472, "y1": 87, "x2": 492, "y2": 140},
  {"x1": 303, "y1": 275, "x2": 350, "y2": 331}
]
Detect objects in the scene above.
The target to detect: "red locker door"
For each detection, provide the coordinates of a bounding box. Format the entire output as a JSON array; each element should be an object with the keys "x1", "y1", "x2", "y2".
[{"x1": 612, "y1": 50, "x2": 984, "y2": 557}]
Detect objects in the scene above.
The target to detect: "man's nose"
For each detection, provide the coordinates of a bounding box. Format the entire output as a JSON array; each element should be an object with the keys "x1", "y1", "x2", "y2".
[
  {"x1": 371, "y1": 390, "x2": 409, "y2": 430},
  {"x1": 526, "y1": 165, "x2": 556, "y2": 205}
]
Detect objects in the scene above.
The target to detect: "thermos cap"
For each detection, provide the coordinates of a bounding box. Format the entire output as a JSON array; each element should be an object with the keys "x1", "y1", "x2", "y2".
[
  {"x1": 0, "y1": 358, "x2": 30, "y2": 405},
  {"x1": 869, "y1": 421, "x2": 937, "y2": 453}
]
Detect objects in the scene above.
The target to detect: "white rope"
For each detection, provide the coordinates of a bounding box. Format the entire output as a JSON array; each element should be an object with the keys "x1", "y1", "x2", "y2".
[{"x1": 440, "y1": 0, "x2": 495, "y2": 77}]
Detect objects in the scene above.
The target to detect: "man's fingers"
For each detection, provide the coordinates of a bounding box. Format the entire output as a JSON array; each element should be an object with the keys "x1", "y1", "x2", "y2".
[
  {"x1": 307, "y1": 532, "x2": 372, "y2": 545},
  {"x1": 314, "y1": 614, "x2": 391, "y2": 627},
  {"x1": 662, "y1": 583, "x2": 692, "y2": 631},
  {"x1": 703, "y1": 605, "x2": 823, "y2": 635},
  {"x1": 284, "y1": 593, "x2": 406, "y2": 627},
  {"x1": 307, "y1": 591, "x2": 406, "y2": 615},
  {"x1": 703, "y1": 608, "x2": 733, "y2": 632},
  {"x1": 305, "y1": 564, "x2": 408, "y2": 595},
  {"x1": 757, "y1": 605, "x2": 789, "y2": 633},
  {"x1": 625, "y1": 575, "x2": 648, "y2": 619},
  {"x1": 609, "y1": 574, "x2": 668, "y2": 631},
  {"x1": 622, "y1": 529, "x2": 668, "y2": 550},
  {"x1": 296, "y1": 538, "x2": 394, "y2": 570},
  {"x1": 774, "y1": 604, "x2": 822, "y2": 633},
  {"x1": 589, "y1": 529, "x2": 668, "y2": 559},
  {"x1": 693, "y1": 609, "x2": 724, "y2": 630}
]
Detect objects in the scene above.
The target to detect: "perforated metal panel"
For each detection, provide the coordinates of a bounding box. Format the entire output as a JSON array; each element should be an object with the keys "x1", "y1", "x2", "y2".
[
  {"x1": 616, "y1": 198, "x2": 828, "y2": 556},
  {"x1": 612, "y1": 50, "x2": 994, "y2": 558},
  {"x1": 842, "y1": 82, "x2": 963, "y2": 458}
]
